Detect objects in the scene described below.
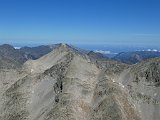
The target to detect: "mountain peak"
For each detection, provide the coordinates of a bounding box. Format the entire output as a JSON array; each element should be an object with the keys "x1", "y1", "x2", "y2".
[
  {"x1": 1, "y1": 44, "x2": 160, "y2": 120},
  {"x1": 0, "y1": 44, "x2": 15, "y2": 50},
  {"x1": 53, "y1": 43, "x2": 87, "y2": 57},
  {"x1": 59, "y1": 43, "x2": 67, "y2": 47}
]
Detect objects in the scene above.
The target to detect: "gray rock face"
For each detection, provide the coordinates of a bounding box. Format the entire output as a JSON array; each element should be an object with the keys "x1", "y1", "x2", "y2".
[
  {"x1": 116, "y1": 58, "x2": 160, "y2": 120},
  {"x1": 0, "y1": 44, "x2": 159, "y2": 120}
]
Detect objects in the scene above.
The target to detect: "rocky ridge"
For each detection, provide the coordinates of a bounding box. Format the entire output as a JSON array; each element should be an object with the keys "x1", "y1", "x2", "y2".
[{"x1": 0, "y1": 43, "x2": 159, "y2": 120}]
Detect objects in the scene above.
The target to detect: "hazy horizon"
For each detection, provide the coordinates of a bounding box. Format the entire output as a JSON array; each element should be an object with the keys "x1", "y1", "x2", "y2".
[{"x1": 0, "y1": 42, "x2": 159, "y2": 56}]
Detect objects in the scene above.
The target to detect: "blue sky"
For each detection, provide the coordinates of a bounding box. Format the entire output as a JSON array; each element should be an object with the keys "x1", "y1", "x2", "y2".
[{"x1": 0, "y1": 0, "x2": 160, "y2": 46}]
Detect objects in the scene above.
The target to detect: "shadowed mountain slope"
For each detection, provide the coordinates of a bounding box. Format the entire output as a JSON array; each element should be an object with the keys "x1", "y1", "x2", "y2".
[
  {"x1": 0, "y1": 44, "x2": 28, "y2": 68},
  {"x1": 19, "y1": 44, "x2": 64, "y2": 60},
  {"x1": 0, "y1": 44, "x2": 63, "y2": 69}
]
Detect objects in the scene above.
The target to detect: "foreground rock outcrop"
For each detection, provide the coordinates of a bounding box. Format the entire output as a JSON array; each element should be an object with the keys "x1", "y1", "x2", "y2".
[{"x1": 0, "y1": 44, "x2": 159, "y2": 120}]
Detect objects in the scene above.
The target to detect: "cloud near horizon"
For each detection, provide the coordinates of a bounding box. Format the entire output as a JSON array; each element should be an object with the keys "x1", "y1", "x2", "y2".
[{"x1": 94, "y1": 50, "x2": 117, "y2": 54}]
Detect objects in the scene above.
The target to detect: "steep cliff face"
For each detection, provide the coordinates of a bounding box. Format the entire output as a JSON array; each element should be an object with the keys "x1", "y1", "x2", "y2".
[{"x1": 0, "y1": 44, "x2": 142, "y2": 120}]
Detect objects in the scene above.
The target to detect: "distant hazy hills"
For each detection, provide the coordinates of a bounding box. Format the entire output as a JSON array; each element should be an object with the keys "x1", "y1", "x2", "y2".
[
  {"x1": 0, "y1": 44, "x2": 59, "y2": 68},
  {"x1": 113, "y1": 51, "x2": 160, "y2": 64},
  {"x1": 0, "y1": 44, "x2": 27, "y2": 69},
  {"x1": 19, "y1": 45, "x2": 54, "y2": 60}
]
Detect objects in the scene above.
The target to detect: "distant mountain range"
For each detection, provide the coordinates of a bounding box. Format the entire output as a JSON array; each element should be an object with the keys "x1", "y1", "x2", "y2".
[
  {"x1": 0, "y1": 44, "x2": 28, "y2": 69},
  {"x1": 0, "y1": 44, "x2": 106, "y2": 68},
  {"x1": 0, "y1": 44, "x2": 160, "y2": 69},
  {"x1": 0, "y1": 44, "x2": 61, "y2": 68},
  {"x1": 113, "y1": 51, "x2": 160, "y2": 64}
]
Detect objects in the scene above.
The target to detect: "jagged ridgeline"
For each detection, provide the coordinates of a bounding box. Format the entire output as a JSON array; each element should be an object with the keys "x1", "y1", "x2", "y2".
[{"x1": 0, "y1": 43, "x2": 159, "y2": 120}]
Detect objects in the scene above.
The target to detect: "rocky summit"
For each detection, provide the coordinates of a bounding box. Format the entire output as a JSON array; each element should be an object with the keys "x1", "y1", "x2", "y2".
[{"x1": 0, "y1": 44, "x2": 159, "y2": 120}]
